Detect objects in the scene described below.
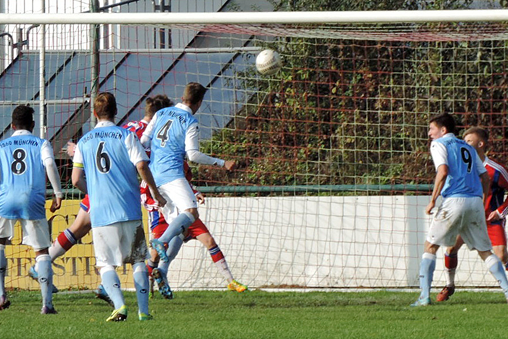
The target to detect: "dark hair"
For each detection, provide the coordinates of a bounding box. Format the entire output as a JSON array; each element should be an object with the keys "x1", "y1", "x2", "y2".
[
  {"x1": 145, "y1": 94, "x2": 173, "y2": 117},
  {"x1": 12, "y1": 105, "x2": 35, "y2": 130},
  {"x1": 429, "y1": 113, "x2": 456, "y2": 135},
  {"x1": 463, "y1": 126, "x2": 489, "y2": 143},
  {"x1": 94, "y1": 92, "x2": 117, "y2": 119},
  {"x1": 182, "y1": 82, "x2": 206, "y2": 105}
]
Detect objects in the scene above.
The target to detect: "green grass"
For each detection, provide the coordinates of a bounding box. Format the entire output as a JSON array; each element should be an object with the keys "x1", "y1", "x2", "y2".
[{"x1": 0, "y1": 289, "x2": 507, "y2": 339}]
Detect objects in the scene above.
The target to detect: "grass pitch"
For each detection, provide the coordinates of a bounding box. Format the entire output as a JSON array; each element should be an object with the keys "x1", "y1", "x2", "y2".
[{"x1": 0, "y1": 289, "x2": 506, "y2": 339}]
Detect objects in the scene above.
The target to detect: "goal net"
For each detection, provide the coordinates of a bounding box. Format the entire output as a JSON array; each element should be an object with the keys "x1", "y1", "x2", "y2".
[{"x1": 3, "y1": 6, "x2": 508, "y2": 291}]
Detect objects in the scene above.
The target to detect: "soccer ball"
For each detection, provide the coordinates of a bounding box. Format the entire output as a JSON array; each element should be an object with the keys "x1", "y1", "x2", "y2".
[{"x1": 256, "y1": 49, "x2": 282, "y2": 75}]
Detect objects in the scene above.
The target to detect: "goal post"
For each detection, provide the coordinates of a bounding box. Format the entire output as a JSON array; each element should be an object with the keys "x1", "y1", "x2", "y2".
[
  {"x1": 2, "y1": 9, "x2": 508, "y2": 291},
  {"x1": 3, "y1": 10, "x2": 508, "y2": 24}
]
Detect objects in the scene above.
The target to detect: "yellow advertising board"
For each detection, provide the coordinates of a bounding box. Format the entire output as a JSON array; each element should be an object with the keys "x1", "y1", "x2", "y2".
[{"x1": 6, "y1": 200, "x2": 148, "y2": 291}]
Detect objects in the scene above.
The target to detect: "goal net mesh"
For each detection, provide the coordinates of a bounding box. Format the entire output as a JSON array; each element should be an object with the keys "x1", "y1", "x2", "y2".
[{"x1": 3, "y1": 8, "x2": 508, "y2": 291}]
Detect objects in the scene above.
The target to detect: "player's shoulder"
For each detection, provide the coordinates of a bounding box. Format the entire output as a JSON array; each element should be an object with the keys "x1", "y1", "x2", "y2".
[
  {"x1": 486, "y1": 157, "x2": 508, "y2": 173},
  {"x1": 123, "y1": 120, "x2": 147, "y2": 130},
  {"x1": 430, "y1": 138, "x2": 447, "y2": 149},
  {"x1": 158, "y1": 106, "x2": 196, "y2": 125}
]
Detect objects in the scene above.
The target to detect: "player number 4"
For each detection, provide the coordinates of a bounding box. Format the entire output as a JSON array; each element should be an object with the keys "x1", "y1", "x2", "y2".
[{"x1": 156, "y1": 120, "x2": 172, "y2": 147}]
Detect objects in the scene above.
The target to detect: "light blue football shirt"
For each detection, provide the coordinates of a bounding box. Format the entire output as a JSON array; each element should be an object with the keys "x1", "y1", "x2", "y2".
[
  {"x1": 0, "y1": 130, "x2": 51, "y2": 219},
  {"x1": 431, "y1": 134, "x2": 485, "y2": 198},
  {"x1": 74, "y1": 121, "x2": 148, "y2": 227},
  {"x1": 144, "y1": 104, "x2": 198, "y2": 187}
]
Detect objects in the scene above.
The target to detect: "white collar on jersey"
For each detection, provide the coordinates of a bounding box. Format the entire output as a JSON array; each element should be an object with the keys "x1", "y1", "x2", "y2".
[
  {"x1": 175, "y1": 102, "x2": 192, "y2": 114},
  {"x1": 95, "y1": 121, "x2": 116, "y2": 128},
  {"x1": 441, "y1": 132, "x2": 455, "y2": 139},
  {"x1": 12, "y1": 129, "x2": 33, "y2": 136}
]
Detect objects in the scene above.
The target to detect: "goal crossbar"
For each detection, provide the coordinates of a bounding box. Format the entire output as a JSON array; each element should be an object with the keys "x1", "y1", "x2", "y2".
[{"x1": 2, "y1": 10, "x2": 508, "y2": 25}]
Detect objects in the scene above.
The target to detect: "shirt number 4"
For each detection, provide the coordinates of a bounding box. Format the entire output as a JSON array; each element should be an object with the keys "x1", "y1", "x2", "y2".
[{"x1": 156, "y1": 120, "x2": 173, "y2": 147}]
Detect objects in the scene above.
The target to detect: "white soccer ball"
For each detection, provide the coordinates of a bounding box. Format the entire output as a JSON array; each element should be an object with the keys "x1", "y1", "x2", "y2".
[{"x1": 256, "y1": 49, "x2": 282, "y2": 75}]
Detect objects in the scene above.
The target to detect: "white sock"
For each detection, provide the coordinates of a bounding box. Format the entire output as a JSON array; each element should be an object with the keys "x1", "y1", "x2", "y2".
[{"x1": 214, "y1": 258, "x2": 234, "y2": 282}]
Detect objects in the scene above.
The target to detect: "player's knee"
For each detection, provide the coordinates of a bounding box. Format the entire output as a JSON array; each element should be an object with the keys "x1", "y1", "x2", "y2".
[
  {"x1": 187, "y1": 208, "x2": 199, "y2": 220},
  {"x1": 424, "y1": 241, "x2": 439, "y2": 255}
]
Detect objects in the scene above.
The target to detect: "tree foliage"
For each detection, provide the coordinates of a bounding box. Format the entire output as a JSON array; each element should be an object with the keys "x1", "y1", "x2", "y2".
[{"x1": 196, "y1": 0, "x2": 508, "y2": 195}]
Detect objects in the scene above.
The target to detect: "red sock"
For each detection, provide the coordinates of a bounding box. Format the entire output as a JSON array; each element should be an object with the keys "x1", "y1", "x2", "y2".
[
  {"x1": 57, "y1": 229, "x2": 77, "y2": 251},
  {"x1": 444, "y1": 252, "x2": 458, "y2": 269},
  {"x1": 209, "y1": 245, "x2": 224, "y2": 263}
]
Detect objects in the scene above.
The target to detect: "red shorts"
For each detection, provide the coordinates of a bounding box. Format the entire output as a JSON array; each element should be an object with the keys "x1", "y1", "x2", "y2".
[
  {"x1": 149, "y1": 209, "x2": 168, "y2": 239},
  {"x1": 487, "y1": 222, "x2": 507, "y2": 247},
  {"x1": 183, "y1": 218, "x2": 210, "y2": 242},
  {"x1": 80, "y1": 194, "x2": 90, "y2": 212},
  {"x1": 150, "y1": 211, "x2": 209, "y2": 242}
]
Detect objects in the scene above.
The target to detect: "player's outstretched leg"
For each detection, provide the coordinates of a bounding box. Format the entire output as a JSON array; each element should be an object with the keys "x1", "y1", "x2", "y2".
[
  {"x1": 197, "y1": 233, "x2": 248, "y2": 293},
  {"x1": 155, "y1": 212, "x2": 196, "y2": 261},
  {"x1": 49, "y1": 228, "x2": 79, "y2": 262},
  {"x1": 152, "y1": 268, "x2": 173, "y2": 299}
]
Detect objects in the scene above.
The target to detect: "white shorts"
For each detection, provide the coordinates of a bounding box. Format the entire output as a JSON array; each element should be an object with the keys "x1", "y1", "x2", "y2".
[
  {"x1": 427, "y1": 197, "x2": 492, "y2": 251},
  {"x1": 0, "y1": 217, "x2": 51, "y2": 251},
  {"x1": 158, "y1": 178, "x2": 198, "y2": 218},
  {"x1": 92, "y1": 220, "x2": 149, "y2": 267}
]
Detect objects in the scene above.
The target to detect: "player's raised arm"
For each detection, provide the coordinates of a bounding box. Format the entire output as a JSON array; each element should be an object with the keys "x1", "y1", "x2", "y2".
[{"x1": 185, "y1": 123, "x2": 234, "y2": 170}]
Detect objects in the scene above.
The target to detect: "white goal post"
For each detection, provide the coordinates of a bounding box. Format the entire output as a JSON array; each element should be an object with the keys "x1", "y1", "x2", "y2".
[{"x1": 2, "y1": 10, "x2": 508, "y2": 24}]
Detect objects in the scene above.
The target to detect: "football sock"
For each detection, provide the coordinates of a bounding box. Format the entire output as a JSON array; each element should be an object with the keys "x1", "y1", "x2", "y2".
[
  {"x1": 419, "y1": 252, "x2": 436, "y2": 300},
  {"x1": 485, "y1": 254, "x2": 508, "y2": 298},
  {"x1": 156, "y1": 261, "x2": 170, "y2": 280},
  {"x1": 146, "y1": 259, "x2": 157, "y2": 275},
  {"x1": 156, "y1": 236, "x2": 184, "y2": 280},
  {"x1": 0, "y1": 245, "x2": 6, "y2": 296},
  {"x1": 158, "y1": 211, "x2": 195, "y2": 244},
  {"x1": 100, "y1": 266, "x2": 125, "y2": 310},
  {"x1": 36, "y1": 254, "x2": 53, "y2": 308},
  {"x1": 209, "y1": 246, "x2": 234, "y2": 282},
  {"x1": 444, "y1": 252, "x2": 458, "y2": 287},
  {"x1": 133, "y1": 262, "x2": 149, "y2": 315},
  {"x1": 147, "y1": 259, "x2": 157, "y2": 269},
  {"x1": 167, "y1": 236, "x2": 184, "y2": 264},
  {"x1": 49, "y1": 229, "x2": 78, "y2": 262}
]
